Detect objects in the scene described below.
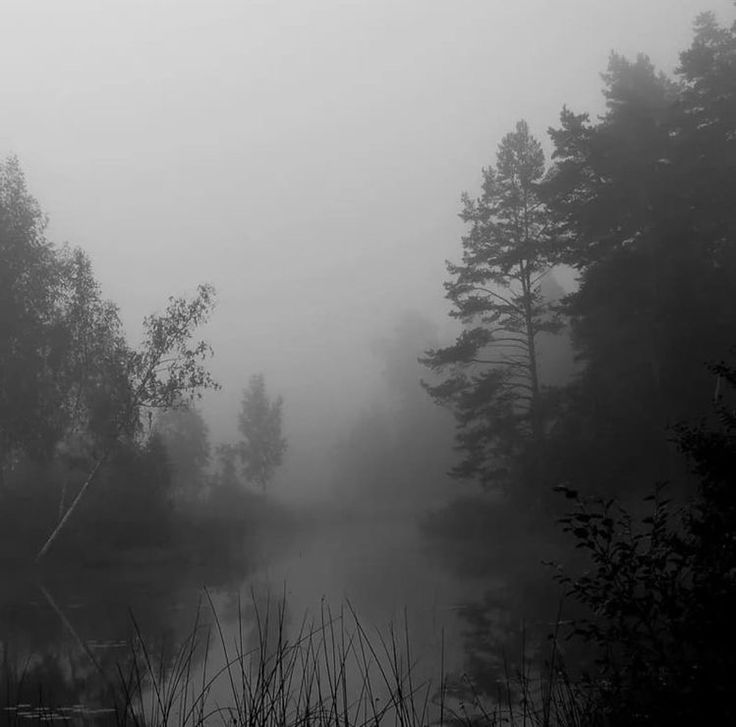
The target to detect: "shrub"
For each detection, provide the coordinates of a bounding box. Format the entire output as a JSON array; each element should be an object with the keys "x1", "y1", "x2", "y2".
[{"x1": 553, "y1": 361, "x2": 736, "y2": 724}]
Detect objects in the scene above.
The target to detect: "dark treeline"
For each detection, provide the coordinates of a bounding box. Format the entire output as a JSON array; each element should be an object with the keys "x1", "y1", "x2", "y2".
[
  {"x1": 0, "y1": 157, "x2": 290, "y2": 567},
  {"x1": 423, "y1": 10, "x2": 736, "y2": 725},
  {"x1": 426, "y1": 12, "x2": 736, "y2": 509}
]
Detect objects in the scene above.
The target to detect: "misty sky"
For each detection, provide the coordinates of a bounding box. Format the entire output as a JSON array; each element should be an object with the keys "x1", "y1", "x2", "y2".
[{"x1": 2, "y1": 0, "x2": 734, "y2": 496}]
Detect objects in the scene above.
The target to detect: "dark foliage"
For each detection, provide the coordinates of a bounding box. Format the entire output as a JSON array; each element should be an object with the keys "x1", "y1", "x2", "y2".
[
  {"x1": 554, "y1": 359, "x2": 736, "y2": 724},
  {"x1": 423, "y1": 121, "x2": 561, "y2": 494},
  {"x1": 540, "y1": 14, "x2": 736, "y2": 500},
  {"x1": 0, "y1": 155, "x2": 224, "y2": 563}
]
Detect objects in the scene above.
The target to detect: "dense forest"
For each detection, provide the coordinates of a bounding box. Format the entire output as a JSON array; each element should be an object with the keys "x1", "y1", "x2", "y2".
[
  {"x1": 422, "y1": 11, "x2": 736, "y2": 724},
  {"x1": 0, "y1": 7, "x2": 735, "y2": 726}
]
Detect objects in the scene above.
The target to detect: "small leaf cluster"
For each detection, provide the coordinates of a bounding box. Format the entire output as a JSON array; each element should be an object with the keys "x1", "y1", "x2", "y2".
[
  {"x1": 555, "y1": 485, "x2": 688, "y2": 657},
  {"x1": 129, "y1": 284, "x2": 220, "y2": 419}
]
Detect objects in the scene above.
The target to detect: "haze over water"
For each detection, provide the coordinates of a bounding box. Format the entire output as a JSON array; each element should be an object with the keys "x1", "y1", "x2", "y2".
[{"x1": 2, "y1": 0, "x2": 736, "y2": 722}]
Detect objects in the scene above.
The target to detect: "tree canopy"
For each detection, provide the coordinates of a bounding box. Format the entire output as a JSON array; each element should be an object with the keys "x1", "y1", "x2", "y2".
[
  {"x1": 539, "y1": 16, "x2": 736, "y2": 498},
  {"x1": 0, "y1": 158, "x2": 131, "y2": 475},
  {"x1": 0, "y1": 154, "x2": 220, "y2": 559}
]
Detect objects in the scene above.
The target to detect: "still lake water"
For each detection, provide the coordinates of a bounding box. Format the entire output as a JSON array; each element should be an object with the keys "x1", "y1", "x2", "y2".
[{"x1": 0, "y1": 515, "x2": 493, "y2": 723}]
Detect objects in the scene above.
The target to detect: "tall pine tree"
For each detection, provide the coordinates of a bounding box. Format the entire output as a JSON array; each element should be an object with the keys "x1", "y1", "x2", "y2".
[{"x1": 423, "y1": 121, "x2": 559, "y2": 493}]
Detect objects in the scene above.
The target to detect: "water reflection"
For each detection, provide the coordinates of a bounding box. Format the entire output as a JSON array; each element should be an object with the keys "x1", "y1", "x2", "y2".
[
  {"x1": 0, "y1": 567, "x2": 214, "y2": 723},
  {"x1": 0, "y1": 516, "x2": 487, "y2": 724}
]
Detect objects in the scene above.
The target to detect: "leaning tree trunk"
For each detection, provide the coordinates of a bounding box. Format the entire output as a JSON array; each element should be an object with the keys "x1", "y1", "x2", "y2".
[{"x1": 35, "y1": 451, "x2": 110, "y2": 562}]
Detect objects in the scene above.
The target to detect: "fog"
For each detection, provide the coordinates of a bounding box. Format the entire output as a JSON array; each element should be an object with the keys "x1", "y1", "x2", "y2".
[
  {"x1": 3, "y1": 0, "x2": 732, "y2": 503},
  {"x1": 2, "y1": 1, "x2": 736, "y2": 721}
]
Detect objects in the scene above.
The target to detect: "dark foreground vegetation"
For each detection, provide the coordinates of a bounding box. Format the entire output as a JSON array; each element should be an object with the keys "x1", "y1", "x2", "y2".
[
  {"x1": 1, "y1": 6, "x2": 736, "y2": 727},
  {"x1": 0, "y1": 594, "x2": 590, "y2": 727}
]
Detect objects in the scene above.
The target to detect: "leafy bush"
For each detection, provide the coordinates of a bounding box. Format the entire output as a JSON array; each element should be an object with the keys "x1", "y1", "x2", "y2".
[{"x1": 554, "y1": 361, "x2": 736, "y2": 724}]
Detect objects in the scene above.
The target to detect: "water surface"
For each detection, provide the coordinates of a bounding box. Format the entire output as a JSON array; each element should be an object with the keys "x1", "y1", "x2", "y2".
[{"x1": 0, "y1": 515, "x2": 490, "y2": 722}]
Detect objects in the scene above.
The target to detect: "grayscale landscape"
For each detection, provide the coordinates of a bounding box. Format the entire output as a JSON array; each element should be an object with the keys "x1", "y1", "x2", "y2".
[{"x1": 1, "y1": 1, "x2": 736, "y2": 724}]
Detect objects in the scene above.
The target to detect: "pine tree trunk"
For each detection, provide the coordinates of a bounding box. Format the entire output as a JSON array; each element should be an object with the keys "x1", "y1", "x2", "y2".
[
  {"x1": 527, "y1": 321, "x2": 541, "y2": 441},
  {"x1": 520, "y1": 260, "x2": 542, "y2": 442}
]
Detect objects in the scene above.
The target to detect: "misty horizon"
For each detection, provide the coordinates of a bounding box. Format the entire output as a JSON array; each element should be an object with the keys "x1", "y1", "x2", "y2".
[{"x1": 3, "y1": 0, "x2": 733, "y2": 504}]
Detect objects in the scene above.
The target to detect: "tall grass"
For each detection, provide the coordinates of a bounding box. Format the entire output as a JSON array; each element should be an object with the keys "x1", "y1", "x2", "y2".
[
  {"x1": 1, "y1": 594, "x2": 591, "y2": 727},
  {"x1": 116, "y1": 593, "x2": 447, "y2": 727}
]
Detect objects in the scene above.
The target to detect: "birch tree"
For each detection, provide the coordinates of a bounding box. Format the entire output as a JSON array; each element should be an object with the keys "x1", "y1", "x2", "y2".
[{"x1": 36, "y1": 284, "x2": 219, "y2": 560}]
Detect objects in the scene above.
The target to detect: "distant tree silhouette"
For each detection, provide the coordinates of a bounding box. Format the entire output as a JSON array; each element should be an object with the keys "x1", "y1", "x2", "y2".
[
  {"x1": 154, "y1": 405, "x2": 210, "y2": 502},
  {"x1": 238, "y1": 374, "x2": 286, "y2": 492}
]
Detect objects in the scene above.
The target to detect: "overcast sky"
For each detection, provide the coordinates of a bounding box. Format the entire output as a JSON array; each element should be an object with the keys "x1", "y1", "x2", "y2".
[{"x1": 1, "y1": 0, "x2": 734, "y2": 495}]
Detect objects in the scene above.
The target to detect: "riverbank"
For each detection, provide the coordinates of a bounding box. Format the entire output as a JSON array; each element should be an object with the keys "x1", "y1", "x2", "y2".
[
  {"x1": 0, "y1": 587, "x2": 579, "y2": 727},
  {"x1": 0, "y1": 483, "x2": 303, "y2": 571}
]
